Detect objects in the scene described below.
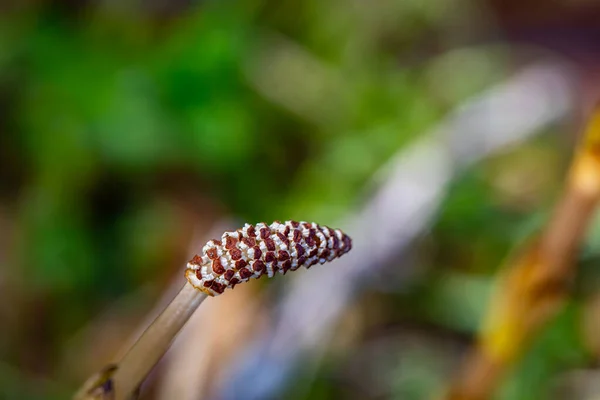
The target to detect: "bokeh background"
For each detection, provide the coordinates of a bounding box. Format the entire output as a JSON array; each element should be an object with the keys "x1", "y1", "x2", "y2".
[{"x1": 2, "y1": 1, "x2": 600, "y2": 399}]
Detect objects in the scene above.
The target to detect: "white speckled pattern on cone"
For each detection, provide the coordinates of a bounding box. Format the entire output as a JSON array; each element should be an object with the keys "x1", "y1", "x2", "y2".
[{"x1": 185, "y1": 221, "x2": 352, "y2": 296}]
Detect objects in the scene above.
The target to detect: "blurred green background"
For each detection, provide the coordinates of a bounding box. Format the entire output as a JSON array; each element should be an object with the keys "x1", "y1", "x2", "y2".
[{"x1": 1, "y1": 0, "x2": 600, "y2": 399}]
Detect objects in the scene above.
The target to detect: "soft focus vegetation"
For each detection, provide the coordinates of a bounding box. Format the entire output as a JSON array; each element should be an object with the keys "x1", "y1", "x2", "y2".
[{"x1": 1, "y1": 1, "x2": 598, "y2": 399}]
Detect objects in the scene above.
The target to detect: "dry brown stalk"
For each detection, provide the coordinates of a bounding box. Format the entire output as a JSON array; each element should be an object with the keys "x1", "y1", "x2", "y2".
[
  {"x1": 74, "y1": 283, "x2": 207, "y2": 400},
  {"x1": 156, "y1": 282, "x2": 266, "y2": 400},
  {"x1": 443, "y1": 105, "x2": 600, "y2": 400}
]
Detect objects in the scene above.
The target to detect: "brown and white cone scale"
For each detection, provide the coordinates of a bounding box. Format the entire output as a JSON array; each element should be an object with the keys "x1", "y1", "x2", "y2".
[{"x1": 185, "y1": 220, "x2": 352, "y2": 296}]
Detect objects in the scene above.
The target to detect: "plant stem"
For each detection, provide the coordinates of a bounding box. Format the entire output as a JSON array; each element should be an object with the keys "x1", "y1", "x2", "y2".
[
  {"x1": 443, "y1": 104, "x2": 600, "y2": 400},
  {"x1": 75, "y1": 283, "x2": 207, "y2": 400}
]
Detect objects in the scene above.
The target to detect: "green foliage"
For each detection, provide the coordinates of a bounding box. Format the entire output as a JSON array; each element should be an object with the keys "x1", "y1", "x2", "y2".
[{"x1": 499, "y1": 303, "x2": 590, "y2": 400}]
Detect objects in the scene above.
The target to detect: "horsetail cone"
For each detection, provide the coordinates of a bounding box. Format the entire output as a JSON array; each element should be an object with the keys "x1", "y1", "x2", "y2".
[
  {"x1": 185, "y1": 220, "x2": 352, "y2": 296},
  {"x1": 75, "y1": 221, "x2": 350, "y2": 400}
]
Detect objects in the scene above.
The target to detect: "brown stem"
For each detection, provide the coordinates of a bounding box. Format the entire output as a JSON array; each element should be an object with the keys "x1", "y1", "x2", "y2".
[
  {"x1": 443, "y1": 105, "x2": 600, "y2": 400},
  {"x1": 75, "y1": 283, "x2": 207, "y2": 400}
]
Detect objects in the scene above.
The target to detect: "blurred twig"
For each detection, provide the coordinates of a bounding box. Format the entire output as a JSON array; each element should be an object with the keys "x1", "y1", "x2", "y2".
[
  {"x1": 213, "y1": 62, "x2": 576, "y2": 400},
  {"x1": 444, "y1": 105, "x2": 600, "y2": 400}
]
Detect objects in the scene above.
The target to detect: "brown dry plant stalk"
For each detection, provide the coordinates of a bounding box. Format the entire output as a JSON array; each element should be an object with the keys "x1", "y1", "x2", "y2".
[
  {"x1": 443, "y1": 105, "x2": 600, "y2": 400},
  {"x1": 74, "y1": 221, "x2": 352, "y2": 400}
]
